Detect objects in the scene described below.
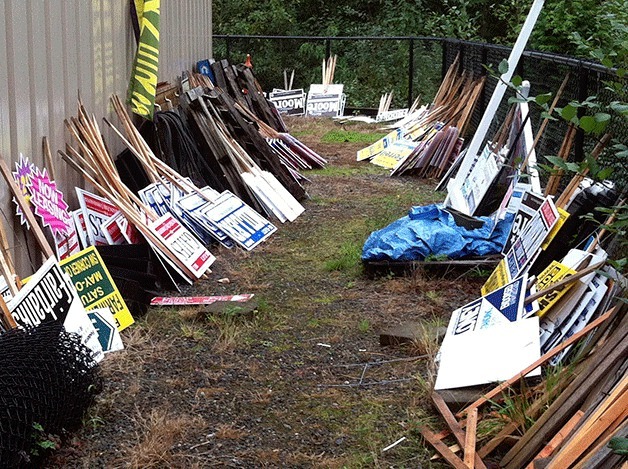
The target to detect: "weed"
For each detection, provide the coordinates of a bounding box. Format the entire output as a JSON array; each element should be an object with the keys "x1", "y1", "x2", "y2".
[
  {"x1": 179, "y1": 323, "x2": 207, "y2": 341},
  {"x1": 307, "y1": 318, "x2": 321, "y2": 328},
  {"x1": 30, "y1": 423, "x2": 59, "y2": 457},
  {"x1": 358, "y1": 319, "x2": 371, "y2": 333},
  {"x1": 215, "y1": 423, "x2": 248, "y2": 440}
]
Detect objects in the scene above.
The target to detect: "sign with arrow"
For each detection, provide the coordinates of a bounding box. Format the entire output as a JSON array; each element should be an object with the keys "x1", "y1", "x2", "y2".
[{"x1": 88, "y1": 307, "x2": 123, "y2": 353}]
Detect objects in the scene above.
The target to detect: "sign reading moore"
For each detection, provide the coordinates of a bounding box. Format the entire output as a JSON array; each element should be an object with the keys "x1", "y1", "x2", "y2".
[
  {"x1": 306, "y1": 84, "x2": 345, "y2": 117},
  {"x1": 269, "y1": 89, "x2": 306, "y2": 116}
]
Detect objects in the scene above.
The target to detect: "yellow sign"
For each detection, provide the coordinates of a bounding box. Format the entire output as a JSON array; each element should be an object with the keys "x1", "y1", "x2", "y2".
[
  {"x1": 60, "y1": 247, "x2": 134, "y2": 331},
  {"x1": 481, "y1": 258, "x2": 510, "y2": 296},
  {"x1": 541, "y1": 207, "x2": 569, "y2": 250},
  {"x1": 535, "y1": 261, "x2": 576, "y2": 317},
  {"x1": 356, "y1": 129, "x2": 401, "y2": 161},
  {"x1": 371, "y1": 139, "x2": 418, "y2": 169}
]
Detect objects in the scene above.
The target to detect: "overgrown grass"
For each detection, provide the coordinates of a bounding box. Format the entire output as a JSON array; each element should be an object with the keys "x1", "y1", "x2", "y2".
[
  {"x1": 320, "y1": 129, "x2": 388, "y2": 144},
  {"x1": 324, "y1": 240, "x2": 363, "y2": 275}
]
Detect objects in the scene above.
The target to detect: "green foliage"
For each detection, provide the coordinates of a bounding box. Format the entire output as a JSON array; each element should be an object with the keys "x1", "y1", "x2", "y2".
[
  {"x1": 609, "y1": 437, "x2": 628, "y2": 455},
  {"x1": 30, "y1": 422, "x2": 59, "y2": 457}
]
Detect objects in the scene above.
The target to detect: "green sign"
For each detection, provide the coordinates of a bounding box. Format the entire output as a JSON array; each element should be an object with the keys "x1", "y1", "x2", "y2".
[{"x1": 60, "y1": 247, "x2": 134, "y2": 331}]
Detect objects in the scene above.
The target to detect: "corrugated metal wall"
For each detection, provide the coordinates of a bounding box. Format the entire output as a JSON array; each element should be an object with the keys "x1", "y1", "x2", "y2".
[
  {"x1": 161, "y1": 0, "x2": 213, "y2": 80},
  {"x1": 0, "y1": 0, "x2": 212, "y2": 276}
]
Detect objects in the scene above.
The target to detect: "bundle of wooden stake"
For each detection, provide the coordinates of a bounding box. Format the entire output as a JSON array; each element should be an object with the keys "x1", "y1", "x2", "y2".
[
  {"x1": 358, "y1": 55, "x2": 485, "y2": 178},
  {"x1": 322, "y1": 55, "x2": 337, "y2": 86},
  {"x1": 59, "y1": 99, "x2": 212, "y2": 283}
]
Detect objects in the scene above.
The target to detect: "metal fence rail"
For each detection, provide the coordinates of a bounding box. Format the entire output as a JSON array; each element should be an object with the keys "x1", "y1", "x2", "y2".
[{"x1": 213, "y1": 34, "x2": 626, "y2": 187}]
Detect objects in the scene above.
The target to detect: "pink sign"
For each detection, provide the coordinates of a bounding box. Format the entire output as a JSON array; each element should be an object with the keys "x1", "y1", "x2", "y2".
[
  {"x1": 12, "y1": 154, "x2": 33, "y2": 228},
  {"x1": 28, "y1": 167, "x2": 72, "y2": 236}
]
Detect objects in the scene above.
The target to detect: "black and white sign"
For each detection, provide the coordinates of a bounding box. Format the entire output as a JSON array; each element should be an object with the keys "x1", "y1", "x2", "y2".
[
  {"x1": 306, "y1": 84, "x2": 345, "y2": 117},
  {"x1": 8, "y1": 257, "x2": 104, "y2": 362},
  {"x1": 269, "y1": 89, "x2": 306, "y2": 116}
]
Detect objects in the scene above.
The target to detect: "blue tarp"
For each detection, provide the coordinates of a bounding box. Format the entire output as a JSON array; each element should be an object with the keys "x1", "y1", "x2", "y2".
[{"x1": 362, "y1": 204, "x2": 514, "y2": 262}]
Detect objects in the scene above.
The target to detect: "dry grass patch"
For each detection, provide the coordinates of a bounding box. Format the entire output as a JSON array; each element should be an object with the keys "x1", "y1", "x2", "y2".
[
  {"x1": 124, "y1": 408, "x2": 205, "y2": 469},
  {"x1": 214, "y1": 423, "x2": 248, "y2": 440}
]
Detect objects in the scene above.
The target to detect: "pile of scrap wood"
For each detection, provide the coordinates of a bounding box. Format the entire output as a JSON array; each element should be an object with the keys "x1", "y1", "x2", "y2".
[
  {"x1": 421, "y1": 299, "x2": 626, "y2": 468},
  {"x1": 416, "y1": 126, "x2": 627, "y2": 468},
  {"x1": 356, "y1": 55, "x2": 485, "y2": 177}
]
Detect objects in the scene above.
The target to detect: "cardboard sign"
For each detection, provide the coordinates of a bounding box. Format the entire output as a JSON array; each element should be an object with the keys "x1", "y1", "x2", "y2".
[
  {"x1": 175, "y1": 189, "x2": 235, "y2": 248},
  {"x1": 435, "y1": 316, "x2": 540, "y2": 390},
  {"x1": 503, "y1": 189, "x2": 544, "y2": 253},
  {"x1": 54, "y1": 228, "x2": 81, "y2": 261},
  {"x1": 541, "y1": 272, "x2": 608, "y2": 362},
  {"x1": 269, "y1": 89, "x2": 306, "y2": 116},
  {"x1": 88, "y1": 307, "x2": 124, "y2": 353},
  {"x1": 76, "y1": 188, "x2": 119, "y2": 246},
  {"x1": 12, "y1": 153, "x2": 33, "y2": 228},
  {"x1": 535, "y1": 261, "x2": 577, "y2": 317},
  {"x1": 371, "y1": 139, "x2": 419, "y2": 169},
  {"x1": 151, "y1": 294, "x2": 255, "y2": 306},
  {"x1": 28, "y1": 167, "x2": 73, "y2": 235},
  {"x1": 541, "y1": 207, "x2": 569, "y2": 250},
  {"x1": 60, "y1": 247, "x2": 135, "y2": 331},
  {"x1": 306, "y1": 84, "x2": 345, "y2": 117},
  {"x1": 149, "y1": 213, "x2": 216, "y2": 279},
  {"x1": 447, "y1": 143, "x2": 501, "y2": 215},
  {"x1": 446, "y1": 275, "x2": 528, "y2": 337},
  {"x1": 102, "y1": 211, "x2": 127, "y2": 245},
  {"x1": 375, "y1": 108, "x2": 409, "y2": 123},
  {"x1": 481, "y1": 258, "x2": 510, "y2": 295},
  {"x1": 196, "y1": 191, "x2": 276, "y2": 251},
  {"x1": 8, "y1": 257, "x2": 104, "y2": 362},
  {"x1": 356, "y1": 128, "x2": 403, "y2": 161},
  {"x1": 73, "y1": 210, "x2": 89, "y2": 249},
  {"x1": 503, "y1": 197, "x2": 559, "y2": 282},
  {"x1": 435, "y1": 274, "x2": 539, "y2": 390}
]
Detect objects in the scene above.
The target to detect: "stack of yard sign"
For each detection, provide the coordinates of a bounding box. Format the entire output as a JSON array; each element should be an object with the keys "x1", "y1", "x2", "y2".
[
  {"x1": 356, "y1": 55, "x2": 485, "y2": 177},
  {"x1": 0, "y1": 145, "x2": 128, "y2": 465}
]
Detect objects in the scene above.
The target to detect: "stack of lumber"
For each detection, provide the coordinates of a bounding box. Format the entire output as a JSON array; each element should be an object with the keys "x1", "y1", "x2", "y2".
[
  {"x1": 357, "y1": 55, "x2": 485, "y2": 177},
  {"x1": 421, "y1": 303, "x2": 626, "y2": 468}
]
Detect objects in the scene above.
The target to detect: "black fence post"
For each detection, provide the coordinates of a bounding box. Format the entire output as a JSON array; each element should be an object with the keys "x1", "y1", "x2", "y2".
[
  {"x1": 408, "y1": 38, "x2": 415, "y2": 109},
  {"x1": 441, "y1": 38, "x2": 449, "y2": 80},
  {"x1": 225, "y1": 35, "x2": 231, "y2": 63},
  {"x1": 575, "y1": 64, "x2": 589, "y2": 162},
  {"x1": 325, "y1": 38, "x2": 332, "y2": 60}
]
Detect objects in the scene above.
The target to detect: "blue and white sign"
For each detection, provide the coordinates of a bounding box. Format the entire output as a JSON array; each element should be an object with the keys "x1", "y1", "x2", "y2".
[{"x1": 199, "y1": 191, "x2": 276, "y2": 251}]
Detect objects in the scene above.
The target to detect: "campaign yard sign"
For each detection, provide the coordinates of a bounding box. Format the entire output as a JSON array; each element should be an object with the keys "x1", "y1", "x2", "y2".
[
  {"x1": 88, "y1": 307, "x2": 124, "y2": 353},
  {"x1": 356, "y1": 128, "x2": 403, "y2": 161},
  {"x1": 196, "y1": 191, "x2": 276, "y2": 251},
  {"x1": 375, "y1": 108, "x2": 408, "y2": 123},
  {"x1": 8, "y1": 257, "x2": 104, "y2": 362},
  {"x1": 28, "y1": 167, "x2": 73, "y2": 235},
  {"x1": 371, "y1": 139, "x2": 419, "y2": 169},
  {"x1": 149, "y1": 213, "x2": 216, "y2": 279},
  {"x1": 76, "y1": 188, "x2": 120, "y2": 246},
  {"x1": 306, "y1": 84, "x2": 345, "y2": 117},
  {"x1": 435, "y1": 275, "x2": 540, "y2": 390},
  {"x1": 504, "y1": 197, "x2": 559, "y2": 282},
  {"x1": 60, "y1": 247, "x2": 135, "y2": 331},
  {"x1": 269, "y1": 89, "x2": 306, "y2": 116}
]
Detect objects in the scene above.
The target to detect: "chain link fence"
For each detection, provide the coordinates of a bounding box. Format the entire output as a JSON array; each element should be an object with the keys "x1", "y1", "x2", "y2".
[{"x1": 213, "y1": 35, "x2": 626, "y2": 189}]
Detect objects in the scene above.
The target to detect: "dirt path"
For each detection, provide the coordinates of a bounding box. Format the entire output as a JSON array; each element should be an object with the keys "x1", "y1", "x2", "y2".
[{"x1": 49, "y1": 118, "x2": 483, "y2": 468}]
